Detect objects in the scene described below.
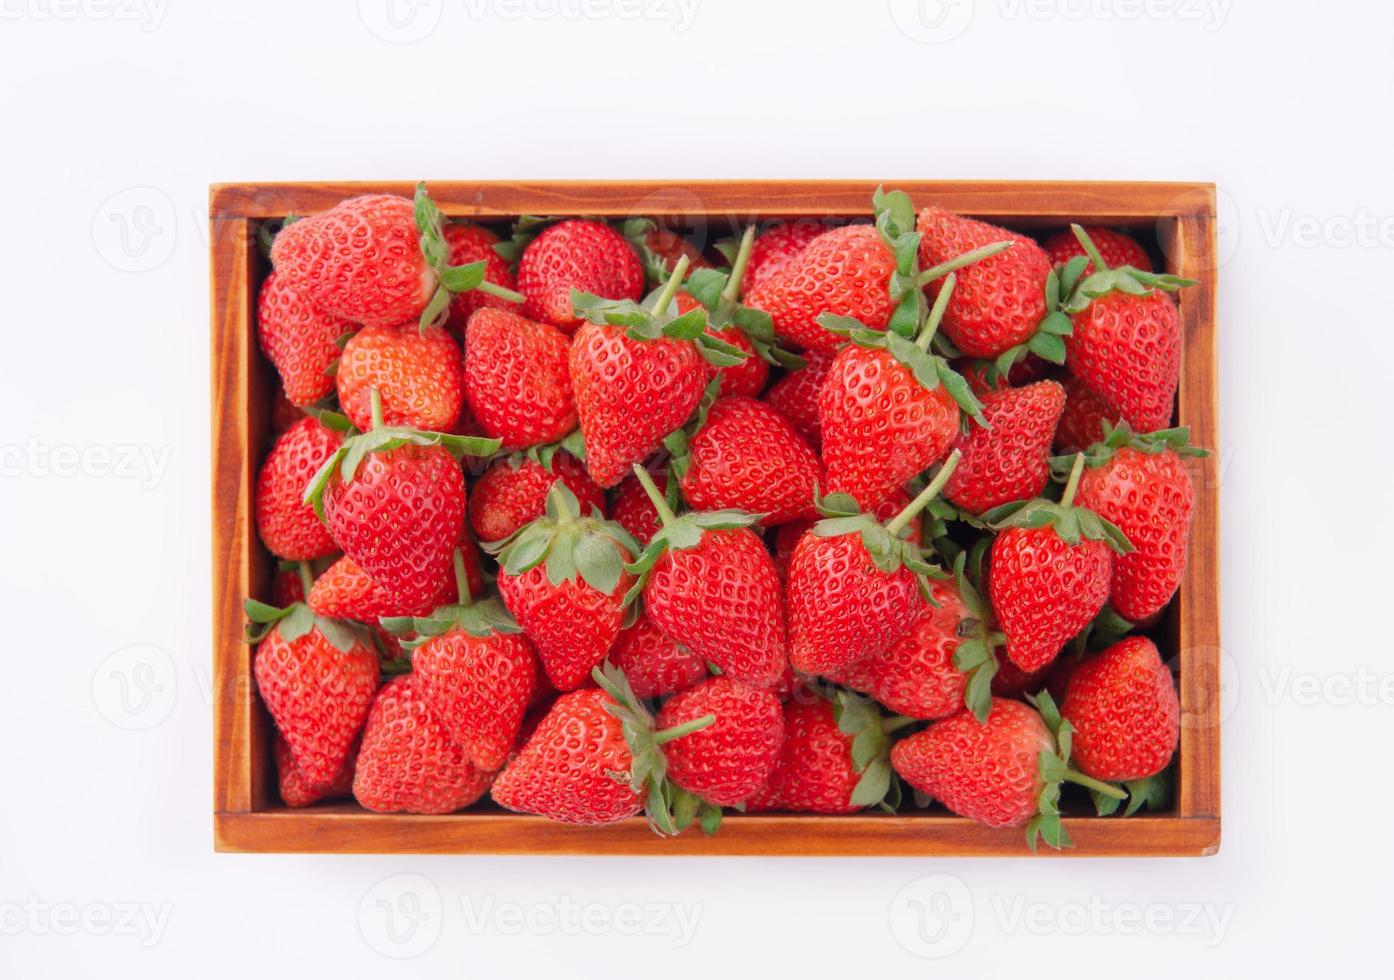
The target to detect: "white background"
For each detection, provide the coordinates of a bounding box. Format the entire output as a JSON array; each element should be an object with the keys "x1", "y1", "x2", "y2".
[{"x1": 1, "y1": 0, "x2": 1389, "y2": 975}]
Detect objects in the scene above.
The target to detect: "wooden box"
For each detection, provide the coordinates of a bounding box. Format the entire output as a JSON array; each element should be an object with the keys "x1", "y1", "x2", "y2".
[{"x1": 210, "y1": 181, "x2": 1221, "y2": 856}]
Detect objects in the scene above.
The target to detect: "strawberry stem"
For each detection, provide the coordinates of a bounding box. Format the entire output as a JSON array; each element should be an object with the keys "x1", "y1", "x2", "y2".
[
  {"x1": 915, "y1": 240, "x2": 1014, "y2": 288},
  {"x1": 631, "y1": 464, "x2": 678, "y2": 528},
  {"x1": 1070, "y1": 224, "x2": 1110, "y2": 273},
  {"x1": 369, "y1": 387, "x2": 384, "y2": 431},
  {"x1": 477, "y1": 280, "x2": 526, "y2": 304},
  {"x1": 452, "y1": 548, "x2": 473, "y2": 606},
  {"x1": 914, "y1": 272, "x2": 956, "y2": 352},
  {"x1": 546, "y1": 481, "x2": 576, "y2": 526},
  {"x1": 719, "y1": 225, "x2": 756, "y2": 313},
  {"x1": 1060, "y1": 453, "x2": 1086, "y2": 508},
  {"x1": 886, "y1": 449, "x2": 961, "y2": 538},
  {"x1": 1064, "y1": 770, "x2": 1126, "y2": 799},
  {"x1": 654, "y1": 713, "x2": 716, "y2": 745},
  {"x1": 295, "y1": 560, "x2": 314, "y2": 599},
  {"x1": 649, "y1": 255, "x2": 691, "y2": 316}
]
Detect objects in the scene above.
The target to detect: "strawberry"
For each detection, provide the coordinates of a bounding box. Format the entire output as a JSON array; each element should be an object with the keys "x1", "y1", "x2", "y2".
[
  {"x1": 943, "y1": 380, "x2": 1066, "y2": 515},
  {"x1": 744, "y1": 224, "x2": 897, "y2": 355},
  {"x1": 245, "y1": 598, "x2": 378, "y2": 789},
  {"x1": 915, "y1": 206, "x2": 1054, "y2": 359},
  {"x1": 256, "y1": 271, "x2": 354, "y2": 407},
  {"x1": 270, "y1": 387, "x2": 305, "y2": 435},
  {"x1": 763, "y1": 347, "x2": 834, "y2": 449},
  {"x1": 787, "y1": 451, "x2": 960, "y2": 675},
  {"x1": 406, "y1": 549, "x2": 538, "y2": 771},
  {"x1": 609, "y1": 466, "x2": 672, "y2": 546},
  {"x1": 985, "y1": 454, "x2": 1132, "y2": 673},
  {"x1": 336, "y1": 322, "x2": 464, "y2": 433},
  {"x1": 305, "y1": 389, "x2": 497, "y2": 616},
  {"x1": 271, "y1": 561, "x2": 309, "y2": 607},
  {"x1": 1054, "y1": 374, "x2": 1120, "y2": 453},
  {"x1": 1043, "y1": 226, "x2": 1151, "y2": 276},
  {"x1": 271, "y1": 184, "x2": 524, "y2": 330},
  {"x1": 569, "y1": 257, "x2": 739, "y2": 487},
  {"x1": 443, "y1": 222, "x2": 521, "y2": 333},
  {"x1": 626, "y1": 465, "x2": 788, "y2": 688},
  {"x1": 493, "y1": 483, "x2": 638, "y2": 691},
  {"x1": 746, "y1": 692, "x2": 899, "y2": 814},
  {"x1": 891, "y1": 693, "x2": 1124, "y2": 848},
  {"x1": 255, "y1": 416, "x2": 343, "y2": 561},
  {"x1": 352, "y1": 674, "x2": 495, "y2": 814},
  {"x1": 1073, "y1": 424, "x2": 1204, "y2": 623},
  {"x1": 462, "y1": 307, "x2": 576, "y2": 450},
  {"x1": 307, "y1": 543, "x2": 475, "y2": 620},
  {"x1": 468, "y1": 451, "x2": 604, "y2": 544},
  {"x1": 1061, "y1": 636, "x2": 1179, "y2": 786},
  {"x1": 515, "y1": 218, "x2": 645, "y2": 334},
  {"x1": 275, "y1": 735, "x2": 356, "y2": 808},
  {"x1": 657, "y1": 676, "x2": 785, "y2": 808},
  {"x1": 624, "y1": 218, "x2": 712, "y2": 282},
  {"x1": 742, "y1": 219, "x2": 828, "y2": 294},
  {"x1": 674, "y1": 396, "x2": 820, "y2": 526},
  {"x1": 606, "y1": 610, "x2": 707, "y2": 699},
  {"x1": 824, "y1": 580, "x2": 966, "y2": 720},
  {"x1": 1059, "y1": 225, "x2": 1195, "y2": 432}
]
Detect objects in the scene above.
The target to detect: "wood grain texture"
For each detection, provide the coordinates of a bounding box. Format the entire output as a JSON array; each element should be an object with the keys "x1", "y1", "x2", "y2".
[{"x1": 210, "y1": 180, "x2": 1221, "y2": 856}]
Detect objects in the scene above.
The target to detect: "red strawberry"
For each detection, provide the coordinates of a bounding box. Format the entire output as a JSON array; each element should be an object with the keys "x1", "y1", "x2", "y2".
[
  {"x1": 745, "y1": 224, "x2": 897, "y2": 355},
  {"x1": 256, "y1": 271, "x2": 354, "y2": 407},
  {"x1": 443, "y1": 222, "x2": 521, "y2": 333},
  {"x1": 494, "y1": 484, "x2": 638, "y2": 691},
  {"x1": 1059, "y1": 226, "x2": 1194, "y2": 433},
  {"x1": 825, "y1": 580, "x2": 967, "y2": 720},
  {"x1": 569, "y1": 258, "x2": 725, "y2": 488},
  {"x1": 336, "y1": 322, "x2": 464, "y2": 433},
  {"x1": 764, "y1": 348, "x2": 834, "y2": 449},
  {"x1": 308, "y1": 550, "x2": 468, "y2": 620},
  {"x1": 275, "y1": 735, "x2": 356, "y2": 808},
  {"x1": 271, "y1": 562, "x2": 309, "y2": 607},
  {"x1": 676, "y1": 396, "x2": 820, "y2": 526},
  {"x1": 746, "y1": 693, "x2": 895, "y2": 814},
  {"x1": 787, "y1": 451, "x2": 959, "y2": 675},
  {"x1": 271, "y1": 185, "x2": 522, "y2": 330},
  {"x1": 991, "y1": 656, "x2": 1051, "y2": 699},
  {"x1": 248, "y1": 603, "x2": 378, "y2": 788},
  {"x1": 657, "y1": 676, "x2": 785, "y2": 807},
  {"x1": 743, "y1": 219, "x2": 828, "y2": 294},
  {"x1": 1074, "y1": 424, "x2": 1202, "y2": 623},
  {"x1": 986, "y1": 454, "x2": 1130, "y2": 673},
  {"x1": 819, "y1": 274, "x2": 982, "y2": 510},
  {"x1": 409, "y1": 550, "x2": 539, "y2": 771},
  {"x1": 1062, "y1": 636, "x2": 1179, "y2": 783},
  {"x1": 516, "y1": 219, "x2": 645, "y2": 334},
  {"x1": 468, "y1": 452, "x2": 604, "y2": 544},
  {"x1": 1054, "y1": 374, "x2": 1120, "y2": 453},
  {"x1": 944, "y1": 380, "x2": 1066, "y2": 515},
  {"x1": 916, "y1": 207, "x2": 1052, "y2": 358},
  {"x1": 626, "y1": 466, "x2": 787, "y2": 688},
  {"x1": 254, "y1": 417, "x2": 342, "y2": 561},
  {"x1": 1043, "y1": 226, "x2": 1151, "y2": 275},
  {"x1": 270, "y1": 387, "x2": 305, "y2": 435},
  {"x1": 463, "y1": 307, "x2": 576, "y2": 450},
  {"x1": 353, "y1": 674, "x2": 495, "y2": 814},
  {"x1": 609, "y1": 466, "x2": 671, "y2": 546},
  {"x1": 492, "y1": 687, "x2": 643, "y2": 824},
  {"x1": 630, "y1": 221, "x2": 712, "y2": 280},
  {"x1": 606, "y1": 610, "x2": 707, "y2": 699}
]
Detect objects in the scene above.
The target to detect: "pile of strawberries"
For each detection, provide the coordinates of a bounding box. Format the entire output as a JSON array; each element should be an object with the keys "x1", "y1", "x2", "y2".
[{"x1": 245, "y1": 183, "x2": 1204, "y2": 850}]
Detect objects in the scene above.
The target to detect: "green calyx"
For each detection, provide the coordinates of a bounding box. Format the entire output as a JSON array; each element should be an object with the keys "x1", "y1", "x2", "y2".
[
  {"x1": 834, "y1": 689, "x2": 916, "y2": 811},
  {"x1": 489, "y1": 482, "x2": 639, "y2": 597},
  {"x1": 515, "y1": 428, "x2": 588, "y2": 470},
  {"x1": 382, "y1": 548, "x2": 521, "y2": 650},
  {"x1": 685, "y1": 225, "x2": 805, "y2": 371},
  {"x1": 981, "y1": 453, "x2": 1134, "y2": 555},
  {"x1": 492, "y1": 214, "x2": 562, "y2": 265},
  {"x1": 1092, "y1": 770, "x2": 1172, "y2": 818},
  {"x1": 947, "y1": 552, "x2": 1009, "y2": 724},
  {"x1": 817, "y1": 275, "x2": 987, "y2": 426},
  {"x1": 413, "y1": 182, "x2": 526, "y2": 332},
  {"x1": 1059, "y1": 223, "x2": 1197, "y2": 316},
  {"x1": 811, "y1": 450, "x2": 961, "y2": 597},
  {"x1": 1057, "y1": 419, "x2": 1210, "y2": 474},
  {"x1": 1024, "y1": 689, "x2": 1127, "y2": 852},
  {"x1": 622, "y1": 463, "x2": 759, "y2": 606},
  {"x1": 243, "y1": 595, "x2": 372, "y2": 656},
  {"x1": 302, "y1": 388, "x2": 500, "y2": 523},
  {"x1": 591, "y1": 663, "x2": 716, "y2": 837}
]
